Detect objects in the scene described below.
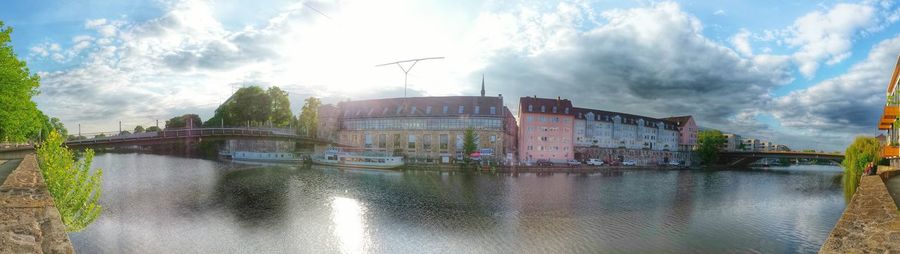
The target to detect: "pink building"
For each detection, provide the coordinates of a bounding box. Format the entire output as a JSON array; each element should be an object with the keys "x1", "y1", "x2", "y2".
[
  {"x1": 663, "y1": 115, "x2": 698, "y2": 151},
  {"x1": 518, "y1": 97, "x2": 575, "y2": 163}
]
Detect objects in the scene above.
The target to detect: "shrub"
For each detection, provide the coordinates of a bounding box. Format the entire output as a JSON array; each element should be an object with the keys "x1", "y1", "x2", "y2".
[{"x1": 36, "y1": 131, "x2": 103, "y2": 232}]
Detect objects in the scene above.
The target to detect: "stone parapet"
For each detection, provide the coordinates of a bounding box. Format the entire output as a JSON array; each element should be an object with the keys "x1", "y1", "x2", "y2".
[
  {"x1": 819, "y1": 168, "x2": 900, "y2": 253},
  {"x1": 0, "y1": 154, "x2": 74, "y2": 253}
]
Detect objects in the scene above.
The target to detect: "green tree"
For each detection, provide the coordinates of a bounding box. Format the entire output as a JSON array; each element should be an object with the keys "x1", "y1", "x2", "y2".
[
  {"x1": 165, "y1": 114, "x2": 202, "y2": 129},
  {"x1": 36, "y1": 131, "x2": 102, "y2": 232},
  {"x1": 0, "y1": 21, "x2": 44, "y2": 142},
  {"x1": 841, "y1": 136, "x2": 880, "y2": 200},
  {"x1": 205, "y1": 86, "x2": 272, "y2": 127},
  {"x1": 95, "y1": 133, "x2": 106, "y2": 138},
  {"x1": 133, "y1": 125, "x2": 144, "y2": 133},
  {"x1": 463, "y1": 128, "x2": 479, "y2": 166},
  {"x1": 697, "y1": 130, "x2": 726, "y2": 165},
  {"x1": 267, "y1": 86, "x2": 293, "y2": 127},
  {"x1": 298, "y1": 97, "x2": 321, "y2": 136},
  {"x1": 145, "y1": 126, "x2": 161, "y2": 132}
]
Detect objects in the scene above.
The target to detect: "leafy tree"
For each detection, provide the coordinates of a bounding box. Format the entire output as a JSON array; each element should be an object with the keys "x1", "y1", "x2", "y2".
[
  {"x1": 95, "y1": 133, "x2": 106, "y2": 138},
  {"x1": 0, "y1": 21, "x2": 44, "y2": 142},
  {"x1": 36, "y1": 131, "x2": 103, "y2": 232},
  {"x1": 841, "y1": 136, "x2": 880, "y2": 200},
  {"x1": 165, "y1": 114, "x2": 202, "y2": 129},
  {"x1": 145, "y1": 126, "x2": 161, "y2": 132},
  {"x1": 205, "y1": 86, "x2": 272, "y2": 127},
  {"x1": 133, "y1": 125, "x2": 144, "y2": 133},
  {"x1": 697, "y1": 130, "x2": 725, "y2": 165},
  {"x1": 267, "y1": 86, "x2": 293, "y2": 127},
  {"x1": 118, "y1": 131, "x2": 131, "y2": 136},
  {"x1": 463, "y1": 128, "x2": 479, "y2": 166},
  {"x1": 299, "y1": 97, "x2": 321, "y2": 136}
]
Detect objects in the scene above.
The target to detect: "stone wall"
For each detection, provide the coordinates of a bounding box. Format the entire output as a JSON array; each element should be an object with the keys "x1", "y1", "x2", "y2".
[
  {"x1": 819, "y1": 168, "x2": 900, "y2": 253},
  {"x1": 573, "y1": 147, "x2": 693, "y2": 166},
  {"x1": 0, "y1": 154, "x2": 74, "y2": 253}
]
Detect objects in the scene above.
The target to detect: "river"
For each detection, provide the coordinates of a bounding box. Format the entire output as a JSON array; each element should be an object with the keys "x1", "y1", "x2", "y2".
[{"x1": 70, "y1": 153, "x2": 845, "y2": 253}]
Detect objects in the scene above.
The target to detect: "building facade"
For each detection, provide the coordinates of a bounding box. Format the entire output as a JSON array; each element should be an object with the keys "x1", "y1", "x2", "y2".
[
  {"x1": 317, "y1": 95, "x2": 517, "y2": 164},
  {"x1": 573, "y1": 108, "x2": 679, "y2": 151},
  {"x1": 663, "y1": 116, "x2": 698, "y2": 151},
  {"x1": 517, "y1": 97, "x2": 575, "y2": 163},
  {"x1": 722, "y1": 133, "x2": 742, "y2": 152}
]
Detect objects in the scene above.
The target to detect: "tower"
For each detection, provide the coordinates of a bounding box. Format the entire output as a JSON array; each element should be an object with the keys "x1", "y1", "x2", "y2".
[{"x1": 481, "y1": 74, "x2": 485, "y2": 97}]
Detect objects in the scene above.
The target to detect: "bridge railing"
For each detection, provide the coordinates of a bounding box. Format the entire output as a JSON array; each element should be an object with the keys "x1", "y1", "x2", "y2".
[{"x1": 64, "y1": 127, "x2": 313, "y2": 145}]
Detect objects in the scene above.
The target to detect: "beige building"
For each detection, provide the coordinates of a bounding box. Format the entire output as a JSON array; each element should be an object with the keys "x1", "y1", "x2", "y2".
[{"x1": 317, "y1": 94, "x2": 517, "y2": 164}]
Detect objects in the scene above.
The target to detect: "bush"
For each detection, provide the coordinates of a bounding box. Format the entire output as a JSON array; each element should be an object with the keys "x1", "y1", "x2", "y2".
[{"x1": 36, "y1": 131, "x2": 103, "y2": 232}]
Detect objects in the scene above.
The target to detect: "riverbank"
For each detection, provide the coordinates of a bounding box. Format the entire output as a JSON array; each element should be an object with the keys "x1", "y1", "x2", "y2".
[
  {"x1": 0, "y1": 154, "x2": 73, "y2": 253},
  {"x1": 400, "y1": 163, "x2": 688, "y2": 173},
  {"x1": 819, "y1": 167, "x2": 900, "y2": 253}
]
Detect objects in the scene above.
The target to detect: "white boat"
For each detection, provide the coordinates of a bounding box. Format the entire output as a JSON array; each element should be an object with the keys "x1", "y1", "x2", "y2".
[
  {"x1": 222, "y1": 151, "x2": 304, "y2": 163},
  {"x1": 311, "y1": 148, "x2": 404, "y2": 169}
]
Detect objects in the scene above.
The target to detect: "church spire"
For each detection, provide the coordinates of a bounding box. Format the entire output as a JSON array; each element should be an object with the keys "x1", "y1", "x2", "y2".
[{"x1": 481, "y1": 74, "x2": 485, "y2": 97}]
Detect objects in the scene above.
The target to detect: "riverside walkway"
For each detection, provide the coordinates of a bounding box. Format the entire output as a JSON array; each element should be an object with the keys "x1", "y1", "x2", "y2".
[
  {"x1": 819, "y1": 168, "x2": 900, "y2": 253},
  {"x1": 0, "y1": 154, "x2": 73, "y2": 253}
]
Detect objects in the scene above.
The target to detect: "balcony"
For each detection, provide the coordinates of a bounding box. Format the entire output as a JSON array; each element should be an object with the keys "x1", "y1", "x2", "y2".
[{"x1": 883, "y1": 145, "x2": 900, "y2": 158}]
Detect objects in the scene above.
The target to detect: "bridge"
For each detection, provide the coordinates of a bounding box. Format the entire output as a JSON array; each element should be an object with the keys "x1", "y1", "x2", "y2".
[
  {"x1": 64, "y1": 127, "x2": 331, "y2": 149},
  {"x1": 717, "y1": 151, "x2": 844, "y2": 168}
]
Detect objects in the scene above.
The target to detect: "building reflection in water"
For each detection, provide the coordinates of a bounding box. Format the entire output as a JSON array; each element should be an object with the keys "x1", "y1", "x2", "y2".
[{"x1": 330, "y1": 196, "x2": 370, "y2": 254}]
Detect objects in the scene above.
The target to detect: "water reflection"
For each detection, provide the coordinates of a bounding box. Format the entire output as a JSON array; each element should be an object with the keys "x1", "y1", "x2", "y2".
[{"x1": 72, "y1": 154, "x2": 847, "y2": 253}]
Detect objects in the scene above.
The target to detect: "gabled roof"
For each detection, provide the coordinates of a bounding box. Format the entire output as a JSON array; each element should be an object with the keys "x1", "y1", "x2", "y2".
[
  {"x1": 518, "y1": 97, "x2": 574, "y2": 115},
  {"x1": 337, "y1": 96, "x2": 506, "y2": 119},
  {"x1": 573, "y1": 107, "x2": 679, "y2": 130},
  {"x1": 662, "y1": 115, "x2": 693, "y2": 126}
]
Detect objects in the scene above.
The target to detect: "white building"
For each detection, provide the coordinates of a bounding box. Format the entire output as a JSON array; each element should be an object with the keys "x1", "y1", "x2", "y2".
[{"x1": 573, "y1": 108, "x2": 679, "y2": 151}]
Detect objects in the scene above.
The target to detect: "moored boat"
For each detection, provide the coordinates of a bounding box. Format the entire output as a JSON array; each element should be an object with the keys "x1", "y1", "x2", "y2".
[{"x1": 311, "y1": 147, "x2": 404, "y2": 169}]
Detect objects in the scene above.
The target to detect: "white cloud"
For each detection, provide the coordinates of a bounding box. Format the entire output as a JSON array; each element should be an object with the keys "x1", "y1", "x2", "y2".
[
  {"x1": 731, "y1": 29, "x2": 753, "y2": 56},
  {"x1": 786, "y1": 3, "x2": 877, "y2": 78},
  {"x1": 714, "y1": 9, "x2": 725, "y2": 16}
]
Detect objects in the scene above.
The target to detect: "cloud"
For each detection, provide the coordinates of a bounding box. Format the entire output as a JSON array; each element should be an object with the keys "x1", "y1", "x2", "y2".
[
  {"x1": 785, "y1": 3, "x2": 877, "y2": 78},
  {"x1": 771, "y1": 35, "x2": 900, "y2": 137},
  {"x1": 714, "y1": 9, "x2": 725, "y2": 16},
  {"x1": 731, "y1": 29, "x2": 753, "y2": 56},
  {"x1": 475, "y1": 2, "x2": 790, "y2": 131}
]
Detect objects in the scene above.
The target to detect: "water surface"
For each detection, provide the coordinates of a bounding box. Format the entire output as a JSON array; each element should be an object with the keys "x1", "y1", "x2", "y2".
[{"x1": 71, "y1": 153, "x2": 845, "y2": 253}]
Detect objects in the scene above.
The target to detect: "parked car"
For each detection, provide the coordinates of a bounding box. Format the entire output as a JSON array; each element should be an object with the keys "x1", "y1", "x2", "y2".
[
  {"x1": 587, "y1": 159, "x2": 604, "y2": 166},
  {"x1": 535, "y1": 159, "x2": 553, "y2": 167},
  {"x1": 622, "y1": 160, "x2": 637, "y2": 166},
  {"x1": 668, "y1": 160, "x2": 681, "y2": 166},
  {"x1": 567, "y1": 159, "x2": 582, "y2": 166}
]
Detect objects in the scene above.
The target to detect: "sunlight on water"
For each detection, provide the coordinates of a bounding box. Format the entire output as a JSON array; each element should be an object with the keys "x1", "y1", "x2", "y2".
[{"x1": 331, "y1": 196, "x2": 369, "y2": 254}]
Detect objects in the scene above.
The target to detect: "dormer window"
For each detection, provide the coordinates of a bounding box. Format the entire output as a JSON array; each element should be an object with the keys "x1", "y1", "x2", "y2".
[
  {"x1": 541, "y1": 105, "x2": 546, "y2": 112},
  {"x1": 396, "y1": 106, "x2": 403, "y2": 114},
  {"x1": 528, "y1": 105, "x2": 533, "y2": 112},
  {"x1": 458, "y1": 105, "x2": 464, "y2": 114},
  {"x1": 426, "y1": 106, "x2": 432, "y2": 114},
  {"x1": 475, "y1": 106, "x2": 480, "y2": 114},
  {"x1": 490, "y1": 107, "x2": 496, "y2": 115},
  {"x1": 443, "y1": 105, "x2": 449, "y2": 114},
  {"x1": 552, "y1": 106, "x2": 557, "y2": 113},
  {"x1": 564, "y1": 108, "x2": 569, "y2": 114},
  {"x1": 382, "y1": 107, "x2": 389, "y2": 115},
  {"x1": 410, "y1": 106, "x2": 417, "y2": 114}
]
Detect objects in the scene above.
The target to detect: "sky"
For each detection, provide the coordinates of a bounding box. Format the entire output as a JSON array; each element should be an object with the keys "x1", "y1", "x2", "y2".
[{"x1": 3, "y1": 0, "x2": 900, "y2": 151}]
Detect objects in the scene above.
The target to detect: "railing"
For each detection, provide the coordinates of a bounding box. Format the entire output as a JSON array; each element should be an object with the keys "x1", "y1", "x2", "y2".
[
  {"x1": 65, "y1": 127, "x2": 311, "y2": 145},
  {"x1": 882, "y1": 145, "x2": 900, "y2": 158}
]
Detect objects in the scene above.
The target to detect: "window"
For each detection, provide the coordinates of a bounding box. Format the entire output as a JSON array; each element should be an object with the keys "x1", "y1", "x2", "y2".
[
  {"x1": 490, "y1": 107, "x2": 496, "y2": 115},
  {"x1": 408, "y1": 135, "x2": 416, "y2": 149},
  {"x1": 541, "y1": 105, "x2": 546, "y2": 112},
  {"x1": 410, "y1": 106, "x2": 417, "y2": 114},
  {"x1": 396, "y1": 106, "x2": 403, "y2": 114},
  {"x1": 528, "y1": 105, "x2": 533, "y2": 112},
  {"x1": 527, "y1": 116, "x2": 534, "y2": 122},
  {"x1": 426, "y1": 106, "x2": 432, "y2": 114},
  {"x1": 552, "y1": 106, "x2": 557, "y2": 113},
  {"x1": 382, "y1": 107, "x2": 389, "y2": 115},
  {"x1": 378, "y1": 134, "x2": 386, "y2": 149},
  {"x1": 443, "y1": 106, "x2": 449, "y2": 114},
  {"x1": 475, "y1": 106, "x2": 480, "y2": 114},
  {"x1": 423, "y1": 134, "x2": 432, "y2": 150},
  {"x1": 440, "y1": 134, "x2": 449, "y2": 150},
  {"x1": 393, "y1": 134, "x2": 401, "y2": 148},
  {"x1": 490, "y1": 135, "x2": 497, "y2": 143},
  {"x1": 364, "y1": 134, "x2": 373, "y2": 148},
  {"x1": 565, "y1": 108, "x2": 569, "y2": 114},
  {"x1": 458, "y1": 105, "x2": 464, "y2": 114}
]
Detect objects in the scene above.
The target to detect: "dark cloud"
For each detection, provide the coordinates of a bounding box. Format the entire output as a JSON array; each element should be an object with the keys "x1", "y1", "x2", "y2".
[{"x1": 479, "y1": 3, "x2": 789, "y2": 129}]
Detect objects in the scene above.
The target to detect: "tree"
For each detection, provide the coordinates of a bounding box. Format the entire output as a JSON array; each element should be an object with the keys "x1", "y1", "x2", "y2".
[
  {"x1": 697, "y1": 130, "x2": 725, "y2": 165},
  {"x1": 165, "y1": 114, "x2": 202, "y2": 129},
  {"x1": 298, "y1": 97, "x2": 321, "y2": 136},
  {"x1": 133, "y1": 125, "x2": 144, "y2": 133},
  {"x1": 267, "y1": 86, "x2": 293, "y2": 127},
  {"x1": 463, "y1": 128, "x2": 479, "y2": 166},
  {"x1": 841, "y1": 136, "x2": 880, "y2": 200},
  {"x1": 118, "y1": 131, "x2": 131, "y2": 136},
  {"x1": 36, "y1": 131, "x2": 102, "y2": 232},
  {"x1": 145, "y1": 126, "x2": 161, "y2": 132},
  {"x1": 95, "y1": 133, "x2": 106, "y2": 138},
  {"x1": 0, "y1": 21, "x2": 45, "y2": 142}
]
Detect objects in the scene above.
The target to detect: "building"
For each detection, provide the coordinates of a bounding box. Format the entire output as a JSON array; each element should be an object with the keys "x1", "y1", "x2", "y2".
[
  {"x1": 317, "y1": 92, "x2": 517, "y2": 164},
  {"x1": 316, "y1": 104, "x2": 340, "y2": 143},
  {"x1": 572, "y1": 108, "x2": 679, "y2": 151},
  {"x1": 722, "y1": 133, "x2": 742, "y2": 152},
  {"x1": 518, "y1": 96, "x2": 575, "y2": 163},
  {"x1": 662, "y1": 116, "x2": 698, "y2": 151},
  {"x1": 880, "y1": 55, "x2": 900, "y2": 166},
  {"x1": 742, "y1": 138, "x2": 763, "y2": 152}
]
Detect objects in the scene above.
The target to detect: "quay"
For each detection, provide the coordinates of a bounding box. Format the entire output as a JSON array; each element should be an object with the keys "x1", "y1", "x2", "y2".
[
  {"x1": 0, "y1": 153, "x2": 73, "y2": 253},
  {"x1": 819, "y1": 167, "x2": 900, "y2": 253}
]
